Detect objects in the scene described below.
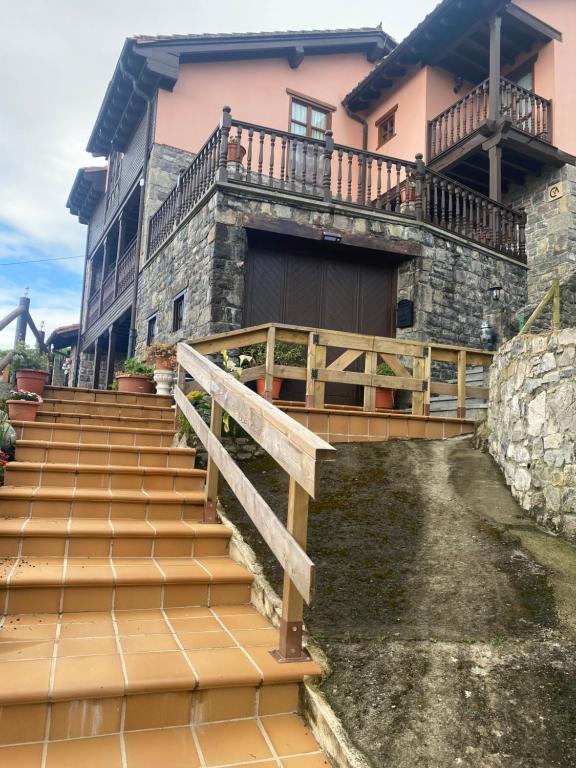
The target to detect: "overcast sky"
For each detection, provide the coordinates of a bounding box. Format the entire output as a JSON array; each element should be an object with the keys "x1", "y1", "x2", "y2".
[{"x1": 0, "y1": 0, "x2": 437, "y2": 350}]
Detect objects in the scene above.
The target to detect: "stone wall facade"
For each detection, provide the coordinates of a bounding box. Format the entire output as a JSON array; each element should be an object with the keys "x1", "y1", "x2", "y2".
[
  {"x1": 488, "y1": 330, "x2": 576, "y2": 541},
  {"x1": 504, "y1": 163, "x2": 576, "y2": 306}
]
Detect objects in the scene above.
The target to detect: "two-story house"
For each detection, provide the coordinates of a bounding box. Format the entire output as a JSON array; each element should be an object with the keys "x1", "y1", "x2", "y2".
[{"x1": 67, "y1": 0, "x2": 575, "y2": 390}]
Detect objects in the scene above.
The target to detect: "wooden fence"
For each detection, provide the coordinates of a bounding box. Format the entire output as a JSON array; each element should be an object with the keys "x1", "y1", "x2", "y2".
[
  {"x1": 189, "y1": 323, "x2": 495, "y2": 419},
  {"x1": 175, "y1": 341, "x2": 334, "y2": 662},
  {"x1": 519, "y1": 278, "x2": 561, "y2": 335},
  {"x1": 0, "y1": 297, "x2": 47, "y2": 376}
]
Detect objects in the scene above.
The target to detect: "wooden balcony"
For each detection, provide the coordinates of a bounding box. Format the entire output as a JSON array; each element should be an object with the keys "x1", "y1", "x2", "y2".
[
  {"x1": 148, "y1": 108, "x2": 527, "y2": 264},
  {"x1": 86, "y1": 238, "x2": 137, "y2": 330},
  {"x1": 429, "y1": 77, "x2": 552, "y2": 162}
]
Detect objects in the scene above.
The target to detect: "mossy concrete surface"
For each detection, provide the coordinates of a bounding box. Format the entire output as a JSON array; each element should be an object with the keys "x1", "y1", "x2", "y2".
[{"x1": 219, "y1": 436, "x2": 576, "y2": 768}]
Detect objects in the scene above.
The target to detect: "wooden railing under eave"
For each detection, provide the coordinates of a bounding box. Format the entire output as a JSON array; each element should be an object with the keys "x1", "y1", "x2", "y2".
[
  {"x1": 189, "y1": 323, "x2": 495, "y2": 420},
  {"x1": 174, "y1": 341, "x2": 334, "y2": 662},
  {"x1": 0, "y1": 296, "x2": 48, "y2": 375}
]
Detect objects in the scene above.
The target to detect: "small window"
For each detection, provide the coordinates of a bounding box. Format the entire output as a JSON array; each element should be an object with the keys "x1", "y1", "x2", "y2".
[
  {"x1": 172, "y1": 292, "x2": 185, "y2": 333},
  {"x1": 146, "y1": 315, "x2": 157, "y2": 346},
  {"x1": 376, "y1": 106, "x2": 397, "y2": 147},
  {"x1": 289, "y1": 96, "x2": 331, "y2": 139}
]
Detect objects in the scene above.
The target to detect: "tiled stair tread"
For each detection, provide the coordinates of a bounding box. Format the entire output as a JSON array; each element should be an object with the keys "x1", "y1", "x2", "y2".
[
  {"x1": 15, "y1": 439, "x2": 195, "y2": 455},
  {"x1": 45, "y1": 385, "x2": 173, "y2": 402},
  {"x1": 0, "y1": 607, "x2": 321, "y2": 704},
  {"x1": 0, "y1": 518, "x2": 230, "y2": 538},
  {"x1": 0, "y1": 717, "x2": 328, "y2": 767},
  {"x1": 37, "y1": 412, "x2": 172, "y2": 427},
  {"x1": 0, "y1": 486, "x2": 205, "y2": 503},
  {"x1": 41, "y1": 397, "x2": 175, "y2": 415},
  {"x1": 6, "y1": 462, "x2": 204, "y2": 477},
  {"x1": 12, "y1": 421, "x2": 175, "y2": 437}
]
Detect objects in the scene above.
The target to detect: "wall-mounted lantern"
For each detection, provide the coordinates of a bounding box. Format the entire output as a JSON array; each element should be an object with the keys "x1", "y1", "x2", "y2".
[{"x1": 489, "y1": 285, "x2": 502, "y2": 302}]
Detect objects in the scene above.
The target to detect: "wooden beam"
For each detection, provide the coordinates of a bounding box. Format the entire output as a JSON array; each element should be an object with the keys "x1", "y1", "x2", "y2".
[
  {"x1": 288, "y1": 45, "x2": 305, "y2": 69},
  {"x1": 316, "y1": 368, "x2": 424, "y2": 393},
  {"x1": 489, "y1": 143, "x2": 502, "y2": 202},
  {"x1": 504, "y1": 3, "x2": 562, "y2": 42}
]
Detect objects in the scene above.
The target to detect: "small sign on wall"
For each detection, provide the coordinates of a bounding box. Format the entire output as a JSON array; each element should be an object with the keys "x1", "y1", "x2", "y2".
[{"x1": 547, "y1": 181, "x2": 565, "y2": 202}]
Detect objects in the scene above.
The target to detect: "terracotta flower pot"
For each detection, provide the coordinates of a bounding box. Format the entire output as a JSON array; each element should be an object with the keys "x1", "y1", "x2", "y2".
[
  {"x1": 227, "y1": 143, "x2": 246, "y2": 163},
  {"x1": 154, "y1": 357, "x2": 175, "y2": 371},
  {"x1": 116, "y1": 374, "x2": 154, "y2": 394},
  {"x1": 6, "y1": 399, "x2": 41, "y2": 422},
  {"x1": 375, "y1": 387, "x2": 395, "y2": 410},
  {"x1": 15, "y1": 369, "x2": 49, "y2": 397},
  {"x1": 256, "y1": 377, "x2": 282, "y2": 400}
]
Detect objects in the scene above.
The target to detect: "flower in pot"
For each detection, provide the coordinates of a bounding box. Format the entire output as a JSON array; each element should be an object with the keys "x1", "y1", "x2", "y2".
[
  {"x1": 115, "y1": 358, "x2": 155, "y2": 394},
  {"x1": 145, "y1": 342, "x2": 176, "y2": 371},
  {"x1": 12, "y1": 343, "x2": 50, "y2": 397},
  {"x1": 375, "y1": 361, "x2": 396, "y2": 410},
  {"x1": 227, "y1": 136, "x2": 246, "y2": 164},
  {"x1": 6, "y1": 390, "x2": 43, "y2": 422},
  {"x1": 245, "y1": 341, "x2": 307, "y2": 400}
]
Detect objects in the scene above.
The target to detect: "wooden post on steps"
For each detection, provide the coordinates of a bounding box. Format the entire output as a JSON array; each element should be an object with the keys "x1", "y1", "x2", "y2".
[
  {"x1": 274, "y1": 477, "x2": 310, "y2": 662},
  {"x1": 411, "y1": 355, "x2": 425, "y2": 416},
  {"x1": 423, "y1": 347, "x2": 432, "y2": 416},
  {"x1": 457, "y1": 350, "x2": 467, "y2": 419},
  {"x1": 552, "y1": 279, "x2": 561, "y2": 331},
  {"x1": 174, "y1": 363, "x2": 186, "y2": 426},
  {"x1": 204, "y1": 400, "x2": 223, "y2": 523},
  {"x1": 363, "y1": 351, "x2": 377, "y2": 412},
  {"x1": 263, "y1": 326, "x2": 276, "y2": 402},
  {"x1": 305, "y1": 333, "x2": 326, "y2": 409}
]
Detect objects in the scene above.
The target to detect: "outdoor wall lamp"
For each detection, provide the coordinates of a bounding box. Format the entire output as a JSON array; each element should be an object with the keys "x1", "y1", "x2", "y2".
[
  {"x1": 322, "y1": 231, "x2": 342, "y2": 243},
  {"x1": 490, "y1": 285, "x2": 502, "y2": 301}
]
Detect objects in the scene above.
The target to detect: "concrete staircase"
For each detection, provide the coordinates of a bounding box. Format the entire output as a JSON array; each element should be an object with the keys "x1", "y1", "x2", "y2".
[
  {"x1": 428, "y1": 365, "x2": 489, "y2": 419},
  {"x1": 0, "y1": 386, "x2": 325, "y2": 766}
]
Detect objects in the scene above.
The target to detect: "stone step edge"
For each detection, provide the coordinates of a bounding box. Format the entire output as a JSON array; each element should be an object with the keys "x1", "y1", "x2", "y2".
[
  {"x1": 0, "y1": 519, "x2": 230, "y2": 539},
  {"x1": 0, "y1": 487, "x2": 205, "y2": 505},
  {"x1": 45, "y1": 386, "x2": 173, "y2": 403},
  {"x1": 37, "y1": 412, "x2": 173, "y2": 426},
  {"x1": 41, "y1": 398, "x2": 176, "y2": 415},
  {"x1": 6, "y1": 462, "x2": 205, "y2": 478},
  {"x1": 15, "y1": 440, "x2": 195, "y2": 455},
  {"x1": 11, "y1": 421, "x2": 176, "y2": 437}
]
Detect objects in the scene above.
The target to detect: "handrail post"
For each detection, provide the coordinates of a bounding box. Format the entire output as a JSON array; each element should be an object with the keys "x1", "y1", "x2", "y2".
[
  {"x1": 414, "y1": 153, "x2": 425, "y2": 222},
  {"x1": 322, "y1": 130, "x2": 334, "y2": 204},
  {"x1": 518, "y1": 209, "x2": 527, "y2": 262},
  {"x1": 457, "y1": 350, "x2": 467, "y2": 419},
  {"x1": 263, "y1": 326, "x2": 276, "y2": 402},
  {"x1": 411, "y1": 354, "x2": 425, "y2": 416},
  {"x1": 552, "y1": 278, "x2": 561, "y2": 331},
  {"x1": 217, "y1": 106, "x2": 232, "y2": 183},
  {"x1": 274, "y1": 477, "x2": 310, "y2": 662},
  {"x1": 204, "y1": 399, "x2": 223, "y2": 523},
  {"x1": 363, "y1": 351, "x2": 377, "y2": 412},
  {"x1": 305, "y1": 332, "x2": 326, "y2": 409},
  {"x1": 423, "y1": 347, "x2": 432, "y2": 416}
]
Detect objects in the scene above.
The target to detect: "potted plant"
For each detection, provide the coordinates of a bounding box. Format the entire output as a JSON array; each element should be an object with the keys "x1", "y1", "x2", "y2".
[
  {"x1": 245, "y1": 342, "x2": 307, "y2": 400},
  {"x1": 5, "y1": 390, "x2": 43, "y2": 421},
  {"x1": 227, "y1": 136, "x2": 246, "y2": 164},
  {"x1": 116, "y1": 358, "x2": 155, "y2": 394},
  {"x1": 146, "y1": 342, "x2": 176, "y2": 370},
  {"x1": 12, "y1": 343, "x2": 50, "y2": 397},
  {"x1": 375, "y1": 361, "x2": 396, "y2": 410}
]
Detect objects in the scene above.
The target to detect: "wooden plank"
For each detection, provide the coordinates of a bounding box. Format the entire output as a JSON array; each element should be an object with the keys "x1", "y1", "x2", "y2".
[
  {"x1": 263, "y1": 326, "x2": 276, "y2": 401},
  {"x1": 326, "y1": 349, "x2": 364, "y2": 372},
  {"x1": 273, "y1": 364, "x2": 307, "y2": 381},
  {"x1": 412, "y1": 356, "x2": 425, "y2": 415},
  {"x1": 204, "y1": 400, "x2": 223, "y2": 523},
  {"x1": 192, "y1": 329, "x2": 269, "y2": 355},
  {"x1": 423, "y1": 349, "x2": 432, "y2": 415},
  {"x1": 177, "y1": 343, "x2": 334, "y2": 498},
  {"x1": 274, "y1": 329, "x2": 310, "y2": 345},
  {"x1": 363, "y1": 351, "x2": 377, "y2": 412},
  {"x1": 457, "y1": 350, "x2": 467, "y2": 418},
  {"x1": 380, "y1": 353, "x2": 412, "y2": 378},
  {"x1": 316, "y1": 329, "x2": 424, "y2": 358},
  {"x1": 430, "y1": 382, "x2": 489, "y2": 399},
  {"x1": 306, "y1": 334, "x2": 326, "y2": 410},
  {"x1": 240, "y1": 364, "x2": 265, "y2": 383},
  {"x1": 316, "y1": 367, "x2": 424, "y2": 392},
  {"x1": 176, "y1": 388, "x2": 315, "y2": 604}
]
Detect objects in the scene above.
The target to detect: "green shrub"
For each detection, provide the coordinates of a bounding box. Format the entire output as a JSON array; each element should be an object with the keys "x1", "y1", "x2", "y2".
[
  {"x1": 121, "y1": 358, "x2": 154, "y2": 377},
  {"x1": 12, "y1": 343, "x2": 49, "y2": 372}
]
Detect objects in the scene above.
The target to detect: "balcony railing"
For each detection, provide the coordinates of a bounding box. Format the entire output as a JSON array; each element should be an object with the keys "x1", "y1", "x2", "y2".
[
  {"x1": 429, "y1": 77, "x2": 552, "y2": 160},
  {"x1": 85, "y1": 238, "x2": 138, "y2": 329},
  {"x1": 147, "y1": 107, "x2": 526, "y2": 263}
]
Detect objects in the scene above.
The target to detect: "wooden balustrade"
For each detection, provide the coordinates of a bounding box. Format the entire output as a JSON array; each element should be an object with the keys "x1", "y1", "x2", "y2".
[
  {"x1": 429, "y1": 77, "x2": 552, "y2": 160},
  {"x1": 85, "y1": 239, "x2": 138, "y2": 330},
  {"x1": 175, "y1": 340, "x2": 334, "y2": 661},
  {"x1": 189, "y1": 322, "x2": 494, "y2": 420}
]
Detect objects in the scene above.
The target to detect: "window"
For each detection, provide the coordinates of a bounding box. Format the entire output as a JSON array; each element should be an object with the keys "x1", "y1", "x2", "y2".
[
  {"x1": 376, "y1": 106, "x2": 397, "y2": 147},
  {"x1": 172, "y1": 292, "x2": 185, "y2": 332},
  {"x1": 146, "y1": 315, "x2": 157, "y2": 346},
  {"x1": 289, "y1": 93, "x2": 332, "y2": 138}
]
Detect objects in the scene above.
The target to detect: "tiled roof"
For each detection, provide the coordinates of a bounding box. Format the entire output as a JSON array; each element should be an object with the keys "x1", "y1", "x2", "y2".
[{"x1": 132, "y1": 26, "x2": 394, "y2": 45}]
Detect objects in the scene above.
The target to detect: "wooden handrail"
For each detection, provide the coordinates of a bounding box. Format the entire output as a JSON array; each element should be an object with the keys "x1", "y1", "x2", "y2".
[
  {"x1": 0, "y1": 305, "x2": 25, "y2": 334},
  {"x1": 519, "y1": 279, "x2": 560, "y2": 335},
  {"x1": 176, "y1": 340, "x2": 334, "y2": 661}
]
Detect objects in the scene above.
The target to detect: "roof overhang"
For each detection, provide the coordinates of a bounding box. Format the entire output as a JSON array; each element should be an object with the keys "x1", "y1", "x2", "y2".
[
  {"x1": 46, "y1": 324, "x2": 81, "y2": 349},
  {"x1": 88, "y1": 28, "x2": 395, "y2": 157},
  {"x1": 66, "y1": 167, "x2": 107, "y2": 224},
  {"x1": 344, "y1": 1, "x2": 561, "y2": 112}
]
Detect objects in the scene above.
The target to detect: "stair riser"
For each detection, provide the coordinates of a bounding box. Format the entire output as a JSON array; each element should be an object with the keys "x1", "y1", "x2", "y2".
[
  {"x1": 1, "y1": 582, "x2": 252, "y2": 615},
  {"x1": 5, "y1": 469, "x2": 205, "y2": 493},
  {"x1": 0, "y1": 684, "x2": 299, "y2": 745},
  {"x1": 14, "y1": 424, "x2": 174, "y2": 448},
  {"x1": 15, "y1": 445, "x2": 194, "y2": 469},
  {"x1": 37, "y1": 413, "x2": 171, "y2": 430},
  {"x1": 0, "y1": 536, "x2": 228, "y2": 559},
  {"x1": 0, "y1": 499, "x2": 204, "y2": 521},
  {"x1": 41, "y1": 402, "x2": 174, "y2": 420},
  {"x1": 45, "y1": 387, "x2": 174, "y2": 408}
]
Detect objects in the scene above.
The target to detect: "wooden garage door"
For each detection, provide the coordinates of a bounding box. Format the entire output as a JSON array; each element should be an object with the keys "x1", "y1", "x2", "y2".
[{"x1": 244, "y1": 240, "x2": 396, "y2": 403}]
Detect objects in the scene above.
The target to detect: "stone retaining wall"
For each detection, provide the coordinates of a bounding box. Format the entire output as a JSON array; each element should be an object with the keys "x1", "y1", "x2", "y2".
[{"x1": 488, "y1": 329, "x2": 576, "y2": 540}]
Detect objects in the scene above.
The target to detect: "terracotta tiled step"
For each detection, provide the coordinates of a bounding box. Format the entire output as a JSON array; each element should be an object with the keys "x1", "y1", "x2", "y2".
[
  {"x1": 0, "y1": 486, "x2": 204, "y2": 521},
  {"x1": 0, "y1": 607, "x2": 321, "y2": 741},
  {"x1": 0, "y1": 717, "x2": 329, "y2": 767},
  {"x1": 40, "y1": 397, "x2": 175, "y2": 421},
  {"x1": 12, "y1": 421, "x2": 175, "y2": 448},
  {"x1": 14, "y1": 440, "x2": 196, "y2": 468},
  {"x1": 36, "y1": 411, "x2": 172, "y2": 431},
  {"x1": 4, "y1": 462, "x2": 205, "y2": 492},
  {"x1": 0, "y1": 519, "x2": 230, "y2": 559},
  {"x1": 0, "y1": 557, "x2": 253, "y2": 613},
  {"x1": 45, "y1": 385, "x2": 174, "y2": 409}
]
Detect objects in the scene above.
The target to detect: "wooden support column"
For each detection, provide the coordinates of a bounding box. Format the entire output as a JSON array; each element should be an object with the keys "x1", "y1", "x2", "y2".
[
  {"x1": 105, "y1": 325, "x2": 117, "y2": 388},
  {"x1": 113, "y1": 212, "x2": 126, "y2": 300},
  {"x1": 489, "y1": 144, "x2": 502, "y2": 203},
  {"x1": 275, "y1": 477, "x2": 310, "y2": 662},
  {"x1": 423, "y1": 348, "x2": 432, "y2": 416},
  {"x1": 263, "y1": 326, "x2": 276, "y2": 402},
  {"x1": 411, "y1": 356, "x2": 425, "y2": 416},
  {"x1": 98, "y1": 238, "x2": 109, "y2": 315},
  {"x1": 305, "y1": 333, "x2": 326, "y2": 410},
  {"x1": 457, "y1": 350, "x2": 467, "y2": 419},
  {"x1": 488, "y1": 16, "x2": 502, "y2": 121},
  {"x1": 204, "y1": 400, "x2": 223, "y2": 523},
  {"x1": 92, "y1": 337, "x2": 104, "y2": 390}
]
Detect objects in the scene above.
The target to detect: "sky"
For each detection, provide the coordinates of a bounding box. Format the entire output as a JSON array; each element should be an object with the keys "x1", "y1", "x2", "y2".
[{"x1": 0, "y1": 0, "x2": 438, "y2": 351}]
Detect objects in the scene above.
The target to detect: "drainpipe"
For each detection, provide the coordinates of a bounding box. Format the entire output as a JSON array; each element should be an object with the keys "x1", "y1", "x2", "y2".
[{"x1": 344, "y1": 103, "x2": 369, "y2": 150}]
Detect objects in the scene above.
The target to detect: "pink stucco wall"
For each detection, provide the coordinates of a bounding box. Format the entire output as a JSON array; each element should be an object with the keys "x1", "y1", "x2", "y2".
[
  {"x1": 155, "y1": 53, "x2": 374, "y2": 153},
  {"x1": 514, "y1": 0, "x2": 576, "y2": 154}
]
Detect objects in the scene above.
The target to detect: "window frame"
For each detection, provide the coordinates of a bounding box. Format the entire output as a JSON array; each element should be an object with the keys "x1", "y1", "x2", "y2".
[
  {"x1": 287, "y1": 90, "x2": 335, "y2": 139},
  {"x1": 376, "y1": 105, "x2": 398, "y2": 148},
  {"x1": 172, "y1": 291, "x2": 186, "y2": 333},
  {"x1": 146, "y1": 314, "x2": 157, "y2": 346}
]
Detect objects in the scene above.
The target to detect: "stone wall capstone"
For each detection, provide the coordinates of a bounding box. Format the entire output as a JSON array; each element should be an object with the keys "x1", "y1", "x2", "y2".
[{"x1": 487, "y1": 329, "x2": 576, "y2": 541}]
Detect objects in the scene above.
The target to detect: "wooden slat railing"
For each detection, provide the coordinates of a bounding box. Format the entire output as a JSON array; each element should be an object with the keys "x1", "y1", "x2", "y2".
[
  {"x1": 175, "y1": 340, "x2": 334, "y2": 661},
  {"x1": 429, "y1": 77, "x2": 552, "y2": 160},
  {"x1": 146, "y1": 107, "x2": 527, "y2": 261},
  {"x1": 84, "y1": 238, "x2": 138, "y2": 330},
  {"x1": 189, "y1": 323, "x2": 494, "y2": 420},
  {"x1": 0, "y1": 297, "x2": 48, "y2": 376}
]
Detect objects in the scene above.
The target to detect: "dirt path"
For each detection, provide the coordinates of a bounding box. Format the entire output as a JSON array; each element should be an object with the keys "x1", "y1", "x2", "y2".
[{"x1": 219, "y1": 437, "x2": 576, "y2": 768}]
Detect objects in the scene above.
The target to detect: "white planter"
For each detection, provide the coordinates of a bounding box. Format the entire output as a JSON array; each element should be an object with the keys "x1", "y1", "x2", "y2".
[{"x1": 153, "y1": 369, "x2": 175, "y2": 396}]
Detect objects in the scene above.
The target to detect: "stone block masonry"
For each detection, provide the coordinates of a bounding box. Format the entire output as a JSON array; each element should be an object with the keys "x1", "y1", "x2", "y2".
[{"x1": 488, "y1": 330, "x2": 576, "y2": 541}]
